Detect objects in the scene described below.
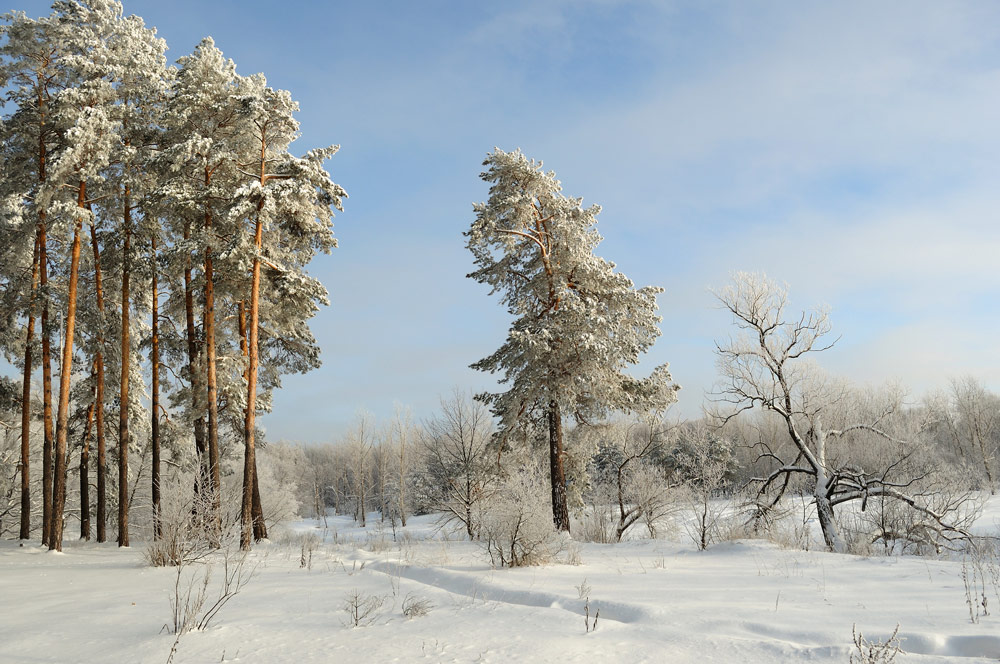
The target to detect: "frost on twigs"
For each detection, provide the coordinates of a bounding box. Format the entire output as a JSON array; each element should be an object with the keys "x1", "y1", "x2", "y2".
[
  {"x1": 582, "y1": 413, "x2": 681, "y2": 544},
  {"x1": 415, "y1": 393, "x2": 499, "y2": 540},
  {"x1": 299, "y1": 532, "x2": 319, "y2": 570},
  {"x1": 144, "y1": 484, "x2": 220, "y2": 568},
  {"x1": 164, "y1": 545, "x2": 256, "y2": 664},
  {"x1": 961, "y1": 536, "x2": 999, "y2": 624},
  {"x1": 850, "y1": 624, "x2": 903, "y2": 664},
  {"x1": 402, "y1": 593, "x2": 433, "y2": 619},
  {"x1": 479, "y1": 466, "x2": 566, "y2": 567},
  {"x1": 341, "y1": 590, "x2": 385, "y2": 628}
]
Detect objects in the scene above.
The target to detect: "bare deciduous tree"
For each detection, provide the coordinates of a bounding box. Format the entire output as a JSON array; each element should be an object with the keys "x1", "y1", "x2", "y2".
[
  {"x1": 712, "y1": 272, "x2": 974, "y2": 553},
  {"x1": 391, "y1": 405, "x2": 413, "y2": 527},
  {"x1": 589, "y1": 413, "x2": 676, "y2": 542},
  {"x1": 418, "y1": 393, "x2": 498, "y2": 538},
  {"x1": 373, "y1": 431, "x2": 392, "y2": 524},
  {"x1": 675, "y1": 423, "x2": 734, "y2": 550},
  {"x1": 947, "y1": 376, "x2": 998, "y2": 493},
  {"x1": 345, "y1": 412, "x2": 375, "y2": 527}
]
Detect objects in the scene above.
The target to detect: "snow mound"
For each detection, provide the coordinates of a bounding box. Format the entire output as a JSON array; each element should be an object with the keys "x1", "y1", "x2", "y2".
[{"x1": 901, "y1": 632, "x2": 1000, "y2": 659}]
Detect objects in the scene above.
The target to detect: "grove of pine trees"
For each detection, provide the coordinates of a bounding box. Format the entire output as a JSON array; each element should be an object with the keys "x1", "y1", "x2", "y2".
[{"x1": 0, "y1": 0, "x2": 344, "y2": 551}]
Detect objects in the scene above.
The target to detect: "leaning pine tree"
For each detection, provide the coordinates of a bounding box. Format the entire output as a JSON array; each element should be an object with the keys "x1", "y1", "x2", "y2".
[{"x1": 466, "y1": 148, "x2": 678, "y2": 532}]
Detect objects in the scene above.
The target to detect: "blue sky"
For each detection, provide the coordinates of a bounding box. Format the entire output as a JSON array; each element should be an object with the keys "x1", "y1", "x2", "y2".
[{"x1": 10, "y1": 1, "x2": 1000, "y2": 443}]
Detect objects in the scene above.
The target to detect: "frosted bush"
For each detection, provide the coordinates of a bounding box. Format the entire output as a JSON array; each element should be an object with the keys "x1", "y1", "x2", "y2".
[
  {"x1": 479, "y1": 468, "x2": 565, "y2": 567},
  {"x1": 143, "y1": 474, "x2": 215, "y2": 567}
]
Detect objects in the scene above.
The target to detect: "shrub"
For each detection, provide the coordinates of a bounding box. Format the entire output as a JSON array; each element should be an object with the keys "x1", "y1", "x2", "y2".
[
  {"x1": 402, "y1": 593, "x2": 433, "y2": 619},
  {"x1": 143, "y1": 478, "x2": 215, "y2": 568},
  {"x1": 850, "y1": 624, "x2": 903, "y2": 664},
  {"x1": 341, "y1": 590, "x2": 384, "y2": 627},
  {"x1": 479, "y1": 467, "x2": 565, "y2": 567}
]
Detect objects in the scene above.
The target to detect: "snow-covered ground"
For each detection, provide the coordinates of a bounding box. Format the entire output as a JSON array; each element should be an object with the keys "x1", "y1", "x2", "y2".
[{"x1": 2, "y1": 503, "x2": 1000, "y2": 664}]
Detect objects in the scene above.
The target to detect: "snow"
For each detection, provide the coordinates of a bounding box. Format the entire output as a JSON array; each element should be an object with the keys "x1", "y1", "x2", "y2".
[{"x1": 2, "y1": 503, "x2": 1000, "y2": 664}]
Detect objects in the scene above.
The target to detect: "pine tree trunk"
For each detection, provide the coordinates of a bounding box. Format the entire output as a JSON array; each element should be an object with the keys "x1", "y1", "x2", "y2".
[
  {"x1": 182, "y1": 220, "x2": 208, "y2": 510},
  {"x1": 49, "y1": 182, "x2": 87, "y2": 551},
  {"x1": 548, "y1": 400, "x2": 570, "y2": 533},
  {"x1": 117, "y1": 190, "x2": 131, "y2": 547},
  {"x1": 203, "y1": 183, "x2": 221, "y2": 537},
  {"x1": 242, "y1": 138, "x2": 268, "y2": 550},
  {"x1": 151, "y1": 235, "x2": 161, "y2": 540},
  {"x1": 252, "y1": 469, "x2": 266, "y2": 541},
  {"x1": 79, "y1": 379, "x2": 95, "y2": 541},
  {"x1": 39, "y1": 220, "x2": 54, "y2": 547},
  {"x1": 35, "y1": 87, "x2": 54, "y2": 546},
  {"x1": 19, "y1": 236, "x2": 40, "y2": 540},
  {"x1": 238, "y1": 300, "x2": 266, "y2": 541},
  {"x1": 90, "y1": 215, "x2": 108, "y2": 542},
  {"x1": 95, "y1": 336, "x2": 107, "y2": 542},
  {"x1": 242, "y1": 210, "x2": 263, "y2": 549}
]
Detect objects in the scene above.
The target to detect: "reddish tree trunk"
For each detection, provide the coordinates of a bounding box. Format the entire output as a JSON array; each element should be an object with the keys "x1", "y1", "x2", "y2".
[
  {"x1": 49, "y1": 181, "x2": 86, "y2": 551},
  {"x1": 241, "y1": 146, "x2": 267, "y2": 549},
  {"x1": 238, "y1": 300, "x2": 266, "y2": 541},
  {"x1": 95, "y1": 340, "x2": 107, "y2": 542},
  {"x1": 34, "y1": 86, "x2": 55, "y2": 546}
]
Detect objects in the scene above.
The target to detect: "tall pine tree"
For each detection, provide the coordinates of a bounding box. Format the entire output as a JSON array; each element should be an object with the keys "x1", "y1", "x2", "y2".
[
  {"x1": 467, "y1": 149, "x2": 677, "y2": 532},
  {"x1": 228, "y1": 76, "x2": 344, "y2": 549}
]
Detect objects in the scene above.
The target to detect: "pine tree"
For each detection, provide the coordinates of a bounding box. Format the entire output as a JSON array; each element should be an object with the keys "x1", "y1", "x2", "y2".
[
  {"x1": 36, "y1": 0, "x2": 166, "y2": 550},
  {"x1": 43, "y1": 0, "x2": 124, "y2": 551},
  {"x1": 105, "y1": 4, "x2": 167, "y2": 548},
  {"x1": 227, "y1": 76, "x2": 344, "y2": 549},
  {"x1": 0, "y1": 7, "x2": 68, "y2": 544},
  {"x1": 467, "y1": 149, "x2": 678, "y2": 532},
  {"x1": 159, "y1": 37, "x2": 240, "y2": 536}
]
